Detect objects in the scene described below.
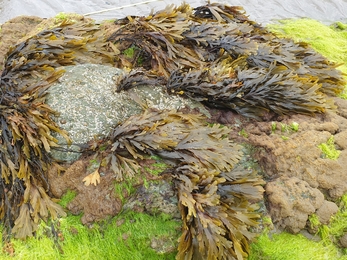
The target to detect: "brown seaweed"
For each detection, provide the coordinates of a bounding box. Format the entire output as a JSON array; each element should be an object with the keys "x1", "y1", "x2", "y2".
[
  {"x1": 94, "y1": 108, "x2": 264, "y2": 259},
  {"x1": 0, "y1": 19, "x2": 114, "y2": 239},
  {"x1": 111, "y1": 2, "x2": 346, "y2": 119}
]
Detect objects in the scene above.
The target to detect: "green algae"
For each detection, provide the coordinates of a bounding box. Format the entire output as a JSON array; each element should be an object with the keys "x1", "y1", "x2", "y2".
[
  {"x1": 0, "y1": 211, "x2": 179, "y2": 260},
  {"x1": 249, "y1": 232, "x2": 343, "y2": 260},
  {"x1": 250, "y1": 194, "x2": 347, "y2": 259},
  {"x1": 267, "y1": 19, "x2": 347, "y2": 98},
  {"x1": 58, "y1": 190, "x2": 77, "y2": 208},
  {"x1": 318, "y1": 136, "x2": 341, "y2": 160}
]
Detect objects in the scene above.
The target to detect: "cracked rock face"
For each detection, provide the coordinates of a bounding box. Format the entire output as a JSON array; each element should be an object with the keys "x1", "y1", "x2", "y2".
[{"x1": 46, "y1": 64, "x2": 207, "y2": 162}]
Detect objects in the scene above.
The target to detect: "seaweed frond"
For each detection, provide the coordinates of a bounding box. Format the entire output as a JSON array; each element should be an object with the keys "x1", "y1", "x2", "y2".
[
  {"x1": 95, "y1": 108, "x2": 264, "y2": 259},
  {"x1": 109, "y1": 2, "x2": 346, "y2": 119},
  {"x1": 0, "y1": 19, "x2": 114, "y2": 239}
]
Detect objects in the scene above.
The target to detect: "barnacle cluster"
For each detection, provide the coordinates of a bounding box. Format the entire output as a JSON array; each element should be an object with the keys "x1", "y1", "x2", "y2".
[{"x1": 0, "y1": 2, "x2": 345, "y2": 260}]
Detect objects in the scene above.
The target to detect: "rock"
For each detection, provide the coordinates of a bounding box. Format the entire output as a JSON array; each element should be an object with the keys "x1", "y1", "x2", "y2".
[
  {"x1": 334, "y1": 130, "x2": 347, "y2": 149},
  {"x1": 340, "y1": 233, "x2": 347, "y2": 248},
  {"x1": 0, "y1": 16, "x2": 43, "y2": 70},
  {"x1": 248, "y1": 123, "x2": 347, "y2": 198},
  {"x1": 313, "y1": 122, "x2": 339, "y2": 134},
  {"x1": 123, "y1": 179, "x2": 180, "y2": 219},
  {"x1": 315, "y1": 200, "x2": 338, "y2": 224},
  {"x1": 266, "y1": 176, "x2": 324, "y2": 233},
  {"x1": 47, "y1": 158, "x2": 123, "y2": 225},
  {"x1": 46, "y1": 64, "x2": 208, "y2": 162},
  {"x1": 333, "y1": 97, "x2": 347, "y2": 120}
]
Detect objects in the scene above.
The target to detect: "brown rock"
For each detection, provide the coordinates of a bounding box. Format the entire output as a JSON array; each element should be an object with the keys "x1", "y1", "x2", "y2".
[
  {"x1": 48, "y1": 157, "x2": 122, "y2": 225},
  {"x1": 266, "y1": 176, "x2": 324, "y2": 233},
  {"x1": 0, "y1": 16, "x2": 43, "y2": 70},
  {"x1": 248, "y1": 119, "x2": 347, "y2": 199},
  {"x1": 315, "y1": 200, "x2": 338, "y2": 224},
  {"x1": 333, "y1": 97, "x2": 347, "y2": 121},
  {"x1": 334, "y1": 130, "x2": 347, "y2": 149},
  {"x1": 314, "y1": 122, "x2": 339, "y2": 134},
  {"x1": 340, "y1": 233, "x2": 347, "y2": 248}
]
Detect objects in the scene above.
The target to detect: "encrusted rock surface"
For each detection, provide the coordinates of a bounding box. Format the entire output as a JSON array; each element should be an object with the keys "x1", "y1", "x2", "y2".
[
  {"x1": 266, "y1": 176, "x2": 324, "y2": 233},
  {"x1": 315, "y1": 200, "x2": 339, "y2": 225},
  {"x1": 46, "y1": 64, "x2": 207, "y2": 162}
]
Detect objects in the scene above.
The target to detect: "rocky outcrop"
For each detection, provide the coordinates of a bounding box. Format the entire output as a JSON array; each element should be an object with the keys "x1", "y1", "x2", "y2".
[
  {"x1": 46, "y1": 64, "x2": 207, "y2": 162},
  {"x1": 266, "y1": 177, "x2": 324, "y2": 233}
]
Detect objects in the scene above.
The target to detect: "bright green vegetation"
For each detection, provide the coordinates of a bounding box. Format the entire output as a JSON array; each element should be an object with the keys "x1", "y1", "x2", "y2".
[
  {"x1": 55, "y1": 12, "x2": 70, "y2": 21},
  {"x1": 268, "y1": 19, "x2": 347, "y2": 98},
  {"x1": 58, "y1": 190, "x2": 77, "y2": 208},
  {"x1": 250, "y1": 194, "x2": 347, "y2": 259},
  {"x1": 271, "y1": 122, "x2": 299, "y2": 134},
  {"x1": 0, "y1": 211, "x2": 180, "y2": 260},
  {"x1": 238, "y1": 128, "x2": 249, "y2": 138},
  {"x1": 318, "y1": 136, "x2": 341, "y2": 160},
  {"x1": 249, "y1": 232, "x2": 343, "y2": 260},
  {"x1": 290, "y1": 122, "x2": 299, "y2": 132},
  {"x1": 54, "y1": 12, "x2": 83, "y2": 24},
  {"x1": 123, "y1": 46, "x2": 144, "y2": 65},
  {"x1": 114, "y1": 176, "x2": 139, "y2": 203},
  {"x1": 309, "y1": 194, "x2": 347, "y2": 255},
  {"x1": 123, "y1": 46, "x2": 137, "y2": 59}
]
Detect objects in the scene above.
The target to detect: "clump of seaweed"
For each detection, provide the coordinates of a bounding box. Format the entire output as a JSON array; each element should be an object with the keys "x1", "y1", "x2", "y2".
[
  {"x1": 1, "y1": 2, "x2": 345, "y2": 260},
  {"x1": 110, "y1": 2, "x2": 346, "y2": 119},
  {"x1": 92, "y1": 108, "x2": 264, "y2": 259},
  {"x1": 0, "y1": 19, "x2": 114, "y2": 239}
]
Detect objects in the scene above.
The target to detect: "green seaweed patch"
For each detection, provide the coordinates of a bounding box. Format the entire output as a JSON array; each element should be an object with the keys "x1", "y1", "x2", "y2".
[
  {"x1": 250, "y1": 194, "x2": 347, "y2": 259},
  {"x1": 114, "y1": 176, "x2": 139, "y2": 203},
  {"x1": 309, "y1": 195, "x2": 347, "y2": 254},
  {"x1": 326, "y1": 194, "x2": 347, "y2": 255},
  {"x1": 122, "y1": 46, "x2": 145, "y2": 65},
  {"x1": 54, "y1": 12, "x2": 83, "y2": 24},
  {"x1": 318, "y1": 136, "x2": 341, "y2": 160},
  {"x1": 144, "y1": 157, "x2": 170, "y2": 176},
  {"x1": 0, "y1": 211, "x2": 180, "y2": 259},
  {"x1": 267, "y1": 18, "x2": 347, "y2": 98},
  {"x1": 123, "y1": 46, "x2": 137, "y2": 58},
  {"x1": 238, "y1": 128, "x2": 249, "y2": 138},
  {"x1": 249, "y1": 231, "x2": 342, "y2": 260},
  {"x1": 58, "y1": 190, "x2": 77, "y2": 208}
]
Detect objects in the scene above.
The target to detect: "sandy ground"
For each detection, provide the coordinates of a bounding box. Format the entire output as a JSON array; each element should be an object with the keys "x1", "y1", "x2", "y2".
[{"x1": 0, "y1": 0, "x2": 347, "y2": 25}]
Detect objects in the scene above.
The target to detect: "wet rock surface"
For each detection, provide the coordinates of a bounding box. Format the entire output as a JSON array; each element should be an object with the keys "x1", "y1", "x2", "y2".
[
  {"x1": 123, "y1": 179, "x2": 181, "y2": 219},
  {"x1": 265, "y1": 177, "x2": 324, "y2": 233},
  {"x1": 216, "y1": 96, "x2": 347, "y2": 233},
  {"x1": 1, "y1": 0, "x2": 347, "y2": 25},
  {"x1": 46, "y1": 64, "x2": 207, "y2": 162},
  {"x1": 316, "y1": 200, "x2": 339, "y2": 225}
]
